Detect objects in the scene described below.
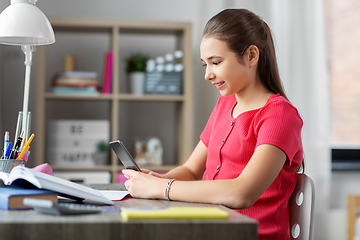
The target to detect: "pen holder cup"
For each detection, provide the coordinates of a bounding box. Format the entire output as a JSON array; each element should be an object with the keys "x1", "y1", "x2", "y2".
[{"x1": 0, "y1": 159, "x2": 24, "y2": 173}]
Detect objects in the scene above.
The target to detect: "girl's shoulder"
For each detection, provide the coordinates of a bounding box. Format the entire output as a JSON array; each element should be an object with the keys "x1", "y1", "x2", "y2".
[
  {"x1": 266, "y1": 94, "x2": 299, "y2": 111},
  {"x1": 261, "y1": 94, "x2": 303, "y2": 122}
]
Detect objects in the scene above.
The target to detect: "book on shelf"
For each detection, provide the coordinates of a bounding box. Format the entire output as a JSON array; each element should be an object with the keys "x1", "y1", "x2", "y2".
[
  {"x1": 0, "y1": 187, "x2": 58, "y2": 210},
  {"x1": 54, "y1": 77, "x2": 98, "y2": 86},
  {"x1": 0, "y1": 166, "x2": 114, "y2": 205},
  {"x1": 102, "y1": 50, "x2": 113, "y2": 94},
  {"x1": 51, "y1": 86, "x2": 100, "y2": 95},
  {"x1": 57, "y1": 71, "x2": 98, "y2": 79}
]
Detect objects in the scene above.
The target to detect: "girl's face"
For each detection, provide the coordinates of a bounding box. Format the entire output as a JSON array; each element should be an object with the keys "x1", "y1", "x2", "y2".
[{"x1": 200, "y1": 37, "x2": 255, "y2": 97}]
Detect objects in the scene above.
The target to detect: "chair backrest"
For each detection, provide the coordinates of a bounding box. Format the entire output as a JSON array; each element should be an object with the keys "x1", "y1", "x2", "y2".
[{"x1": 289, "y1": 173, "x2": 315, "y2": 240}]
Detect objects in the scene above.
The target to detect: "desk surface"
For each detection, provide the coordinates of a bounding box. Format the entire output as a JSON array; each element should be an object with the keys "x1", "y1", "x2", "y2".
[{"x1": 0, "y1": 184, "x2": 258, "y2": 240}]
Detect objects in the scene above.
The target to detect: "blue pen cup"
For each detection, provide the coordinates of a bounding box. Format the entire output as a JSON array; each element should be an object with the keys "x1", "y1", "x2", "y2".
[{"x1": 0, "y1": 159, "x2": 24, "y2": 173}]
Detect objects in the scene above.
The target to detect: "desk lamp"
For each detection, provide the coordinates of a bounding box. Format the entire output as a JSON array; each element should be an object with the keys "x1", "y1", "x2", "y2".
[{"x1": 0, "y1": 0, "x2": 55, "y2": 140}]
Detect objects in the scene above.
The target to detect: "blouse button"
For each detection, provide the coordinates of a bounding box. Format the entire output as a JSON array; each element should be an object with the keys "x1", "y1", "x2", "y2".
[
  {"x1": 221, "y1": 141, "x2": 224, "y2": 145},
  {"x1": 216, "y1": 165, "x2": 220, "y2": 170},
  {"x1": 231, "y1": 121, "x2": 234, "y2": 126}
]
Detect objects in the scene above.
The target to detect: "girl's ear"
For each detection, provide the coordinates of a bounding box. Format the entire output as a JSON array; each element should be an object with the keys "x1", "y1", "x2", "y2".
[{"x1": 247, "y1": 45, "x2": 259, "y2": 68}]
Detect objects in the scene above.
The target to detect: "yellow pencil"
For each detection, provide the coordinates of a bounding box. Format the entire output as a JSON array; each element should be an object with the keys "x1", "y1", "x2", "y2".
[
  {"x1": 16, "y1": 146, "x2": 30, "y2": 160},
  {"x1": 17, "y1": 134, "x2": 34, "y2": 159},
  {"x1": 21, "y1": 137, "x2": 26, "y2": 148}
]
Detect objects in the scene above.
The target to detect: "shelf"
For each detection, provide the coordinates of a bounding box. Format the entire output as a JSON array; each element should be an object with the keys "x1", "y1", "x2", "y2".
[
  {"x1": 51, "y1": 165, "x2": 177, "y2": 172},
  {"x1": 35, "y1": 17, "x2": 194, "y2": 183},
  {"x1": 45, "y1": 93, "x2": 185, "y2": 102},
  {"x1": 51, "y1": 166, "x2": 113, "y2": 171},
  {"x1": 45, "y1": 93, "x2": 114, "y2": 100},
  {"x1": 117, "y1": 94, "x2": 185, "y2": 101}
]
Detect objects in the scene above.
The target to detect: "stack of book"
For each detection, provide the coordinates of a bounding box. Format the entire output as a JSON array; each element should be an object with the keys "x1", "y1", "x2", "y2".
[{"x1": 51, "y1": 71, "x2": 100, "y2": 94}]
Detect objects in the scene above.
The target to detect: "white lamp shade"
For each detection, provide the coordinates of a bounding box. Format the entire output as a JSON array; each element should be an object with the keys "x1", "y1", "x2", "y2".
[{"x1": 0, "y1": 1, "x2": 55, "y2": 45}]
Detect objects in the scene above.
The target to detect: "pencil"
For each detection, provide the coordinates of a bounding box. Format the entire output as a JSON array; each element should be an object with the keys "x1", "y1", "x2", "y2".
[
  {"x1": 17, "y1": 134, "x2": 34, "y2": 160},
  {"x1": 21, "y1": 137, "x2": 26, "y2": 148},
  {"x1": 17, "y1": 146, "x2": 30, "y2": 160}
]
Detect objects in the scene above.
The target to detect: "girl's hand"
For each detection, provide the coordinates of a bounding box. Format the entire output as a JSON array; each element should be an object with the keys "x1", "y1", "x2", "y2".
[
  {"x1": 140, "y1": 169, "x2": 166, "y2": 178},
  {"x1": 122, "y1": 169, "x2": 167, "y2": 199}
]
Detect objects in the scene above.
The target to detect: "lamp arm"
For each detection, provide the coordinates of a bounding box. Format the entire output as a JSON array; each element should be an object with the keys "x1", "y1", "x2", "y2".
[{"x1": 21, "y1": 45, "x2": 35, "y2": 140}]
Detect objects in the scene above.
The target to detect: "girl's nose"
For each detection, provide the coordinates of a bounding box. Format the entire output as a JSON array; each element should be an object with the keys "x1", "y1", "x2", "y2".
[{"x1": 204, "y1": 71, "x2": 215, "y2": 81}]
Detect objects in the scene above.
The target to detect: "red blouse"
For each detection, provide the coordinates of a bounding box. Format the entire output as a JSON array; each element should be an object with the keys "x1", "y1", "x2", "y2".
[{"x1": 200, "y1": 94, "x2": 303, "y2": 240}]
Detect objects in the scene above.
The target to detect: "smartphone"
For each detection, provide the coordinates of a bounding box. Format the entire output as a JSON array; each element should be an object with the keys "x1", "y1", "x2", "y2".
[{"x1": 109, "y1": 140, "x2": 142, "y2": 172}]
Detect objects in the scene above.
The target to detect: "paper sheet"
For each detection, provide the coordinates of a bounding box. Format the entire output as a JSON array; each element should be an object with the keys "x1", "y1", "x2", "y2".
[{"x1": 98, "y1": 190, "x2": 130, "y2": 201}]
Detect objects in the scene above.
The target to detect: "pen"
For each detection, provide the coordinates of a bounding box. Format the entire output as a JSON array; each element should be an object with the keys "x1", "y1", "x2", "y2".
[
  {"x1": 4, "y1": 142, "x2": 12, "y2": 159},
  {"x1": 3, "y1": 131, "x2": 9, "y2": 158},
  {"x1": 14, "y1": 111, "x2": 22, "y2": 142},
  {"x1": 9, "y1": 132, "x2": 24, "y2": 159},
  {"x1": 25, "y1": 112, "x2": 31, "y2": 141}
]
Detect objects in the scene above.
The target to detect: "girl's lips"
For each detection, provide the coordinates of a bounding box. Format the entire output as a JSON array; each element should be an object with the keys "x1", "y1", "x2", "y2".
[{"x1": 213, "y1": 81, "x2": 225, "y2": 89}]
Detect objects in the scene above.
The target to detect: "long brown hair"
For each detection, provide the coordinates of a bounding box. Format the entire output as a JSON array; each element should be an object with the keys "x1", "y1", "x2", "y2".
[{"x1": 202, "y1": 9, "x2": 288, "y2": 101}]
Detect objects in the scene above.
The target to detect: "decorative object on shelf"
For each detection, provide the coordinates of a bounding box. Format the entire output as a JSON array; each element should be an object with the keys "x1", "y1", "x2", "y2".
[
  {"x1": 102, "y1": 50, "x2": 113, "y2": 94},
  {"x1": 63, "y1": 55, "x2": 77, "y2": 72},
  {"x1": 47, "y1": 120, "x2": 110, "y2": 167},
  {"x1": 134, "y1": 137, "x2": 163, "y2": 166},
  {"x1": 134, "y1": 139, "x2": 147, "y2": 165},
  {"x1": 0, "y1": 0, "x2": 55, "y2": 141},
  {"x1": 93, "y1": 141, "x2": 109, "y2": 166},
  {"x1": 126, "y1": 53, "x2": 150, "y2": 95},
  {"x1": 145, "y1": 50, "x2": 184, "y2": 95}
]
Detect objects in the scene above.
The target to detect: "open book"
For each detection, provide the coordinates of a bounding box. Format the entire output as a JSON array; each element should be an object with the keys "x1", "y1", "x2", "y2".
[{"x1": 0, "y1": 166, "x2": 114, "y2": 205}]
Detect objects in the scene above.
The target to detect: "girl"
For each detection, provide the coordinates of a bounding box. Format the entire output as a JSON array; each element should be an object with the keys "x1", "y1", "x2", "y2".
[{"x1": 123, "y1": 9, "x2": 303, "y2": 240}]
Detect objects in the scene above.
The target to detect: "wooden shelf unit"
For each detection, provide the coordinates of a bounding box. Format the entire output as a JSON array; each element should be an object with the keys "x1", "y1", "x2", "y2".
[{"x1": 34, "y1": 18, "x2": 193, "y2": 183}]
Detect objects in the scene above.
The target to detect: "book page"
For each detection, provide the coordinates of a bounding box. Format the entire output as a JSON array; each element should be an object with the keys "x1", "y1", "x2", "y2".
[
  {"x1": 0, "y1": 172, "x2": 9, "y2": 186},
  {"x1": 9, "y1": 166, "x2": 41, "y2": 188}
]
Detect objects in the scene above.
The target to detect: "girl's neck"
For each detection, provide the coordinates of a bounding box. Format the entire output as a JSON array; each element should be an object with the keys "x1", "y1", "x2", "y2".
[{"x1": 232, "y1": 86, "x2": 273, "y2": 118}]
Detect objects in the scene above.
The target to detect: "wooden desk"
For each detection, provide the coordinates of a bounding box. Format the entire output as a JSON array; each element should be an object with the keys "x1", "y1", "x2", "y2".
[{"x1": 0, "y1": 184, "x2": 258, "y2": 240}]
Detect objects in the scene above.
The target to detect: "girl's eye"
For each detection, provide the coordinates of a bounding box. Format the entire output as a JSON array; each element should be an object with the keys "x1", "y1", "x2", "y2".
[
  {"x1": 202, "y1": 63, "x2": 207, "y2": 67},
  {"x1": 213, "y1": 61, "x2": 221, "y2": 65}
]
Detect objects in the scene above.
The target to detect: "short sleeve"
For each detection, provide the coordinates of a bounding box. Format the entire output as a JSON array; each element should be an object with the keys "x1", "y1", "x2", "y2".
[{"x1": 255, "y1": 100, "x2": 303, "y2": 166}]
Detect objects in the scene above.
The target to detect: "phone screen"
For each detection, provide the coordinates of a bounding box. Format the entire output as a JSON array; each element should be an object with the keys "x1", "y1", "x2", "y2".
[{"x1": 109, "y1": 140, "x2": 141, "y2": 171}]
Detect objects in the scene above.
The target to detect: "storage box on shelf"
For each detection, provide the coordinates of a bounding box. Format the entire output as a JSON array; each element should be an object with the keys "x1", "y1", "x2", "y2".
[{"x1": 35, "y1": 18, "x2": 193, "y2": 183}]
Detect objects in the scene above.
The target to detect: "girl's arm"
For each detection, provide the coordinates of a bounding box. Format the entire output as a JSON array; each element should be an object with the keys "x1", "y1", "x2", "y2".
[
  {"x1": 123, "y1": 143, "x2": 286, "y2": 209},
  {"x1": 140, "y1": 140, "x2": 207, "y2": 181},
  {"x1": 162, "y1": 140, "x2": 207, "y2": 180}
]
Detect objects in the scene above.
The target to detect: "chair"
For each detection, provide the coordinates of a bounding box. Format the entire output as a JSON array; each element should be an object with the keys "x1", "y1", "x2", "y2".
[{"x1": 289, "y1": 173, "x2": 315, "y2": 240}]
